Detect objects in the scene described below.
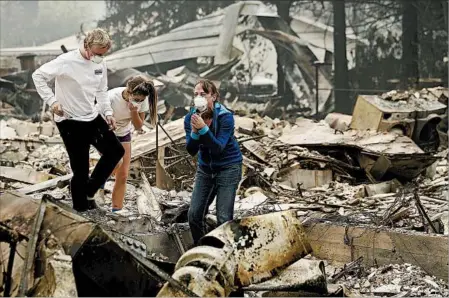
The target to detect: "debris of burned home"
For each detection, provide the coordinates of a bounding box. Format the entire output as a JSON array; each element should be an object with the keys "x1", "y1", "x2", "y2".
[
  {"x1": 1, "y1": 0, "x2": 361, "y2": 124},
  {"x1": 0, "y1": 2, "x2": 447, "y2": 296},
  {"x1": 0, "y1": 83, "x2": 448, "y2": 297},
  {"x1": 102, "y1": 0, "x2": 357, "y2": 121}
]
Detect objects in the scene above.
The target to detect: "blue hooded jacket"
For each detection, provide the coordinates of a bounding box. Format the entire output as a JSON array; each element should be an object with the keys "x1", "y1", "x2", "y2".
[{"x1": 184, "y1": 102, "x2": 243, "y2": 171}]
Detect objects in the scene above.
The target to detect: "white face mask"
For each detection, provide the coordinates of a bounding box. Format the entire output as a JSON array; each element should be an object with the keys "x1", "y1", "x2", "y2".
[
  {"x1": 90, "y1": 55, "x2": 104, "y2": 64},
  {"x1": 193, "y1": 96, "x2": 208, "y2": 113},
  {"x1": 130, "y1": 100, "x2": 142, "y2": 110}
]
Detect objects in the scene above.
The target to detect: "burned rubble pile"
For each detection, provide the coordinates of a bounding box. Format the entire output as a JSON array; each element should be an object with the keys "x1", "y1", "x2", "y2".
[
  {"x1": 326, "y1": 260, "x2": 449, "y2": 297},
  {"x1": 0, "y1": 87, "x2": 448, "y2": 297}
]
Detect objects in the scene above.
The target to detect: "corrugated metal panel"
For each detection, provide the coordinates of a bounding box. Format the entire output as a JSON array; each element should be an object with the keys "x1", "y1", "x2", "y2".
[
  {"x1": 110, "y1": 26, "x2": 223, "y2": 58},
  {"x1": 170, "y1": 14, "x2": 225, "y2": 32},
  {"x1": 107, "y1": 42, "x2": 218, "y2": 70},
  {"x1": 105, "y1": 1, "x2": 276, "y2": 70},
  {"x1": 112, "y1": 15, "x2": 225, "y2": 56},
  {"x1": 107, "y1": 36, "x2": 218, "y2": 63}
]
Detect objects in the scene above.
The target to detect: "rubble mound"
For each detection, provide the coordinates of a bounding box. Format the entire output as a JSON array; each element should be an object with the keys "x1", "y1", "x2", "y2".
[
  {"x1": 339, "y1": 263, "x2": 449, "y2": 297},
  {"x1": 381, "y1": 87, "x2": 448, "y2": 103}
]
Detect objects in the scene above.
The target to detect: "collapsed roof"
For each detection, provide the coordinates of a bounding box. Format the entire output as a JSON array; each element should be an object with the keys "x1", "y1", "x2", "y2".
[
  {"x1": 105, "y1": 1, "x2": 277, "y2": 71},
  {"x1": 105, "y1": 1, "x2": 338, "y2": 114}
]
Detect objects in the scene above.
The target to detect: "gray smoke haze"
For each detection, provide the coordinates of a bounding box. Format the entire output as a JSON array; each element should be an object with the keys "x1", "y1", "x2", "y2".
[{"x1": 0, "y1": 0, "x2": 106, "y2": 48}]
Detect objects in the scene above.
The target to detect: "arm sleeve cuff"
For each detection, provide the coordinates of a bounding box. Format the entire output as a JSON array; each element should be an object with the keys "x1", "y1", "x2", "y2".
[
  {"x1": 191, "y1": 131, "x2": 200, "y2": 140},
  {"x1": 47, "y1": 97, "x2": 57, "y2": 108},
  {"x1": 198, "y1": 126, "x2": 209, "y2": 135},
  {"x1": 104, "y1": 110, "x2": 113, "y2": 117}
]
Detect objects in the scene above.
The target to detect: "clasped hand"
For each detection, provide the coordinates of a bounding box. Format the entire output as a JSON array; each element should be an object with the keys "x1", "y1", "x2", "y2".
[{"x1": 191, "y1": 114, "x2": 206, "y2": 133}]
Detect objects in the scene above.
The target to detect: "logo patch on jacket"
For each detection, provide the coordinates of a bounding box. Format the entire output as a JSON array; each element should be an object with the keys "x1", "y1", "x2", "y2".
[{"x1": 94, "y1": 69, "x2": 103, "y2": 75}]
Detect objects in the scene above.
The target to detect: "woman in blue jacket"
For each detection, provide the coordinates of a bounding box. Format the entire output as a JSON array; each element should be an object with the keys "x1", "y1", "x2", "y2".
[{"x1": 184, "y1": 79, "x2": 243, "y2": 245}]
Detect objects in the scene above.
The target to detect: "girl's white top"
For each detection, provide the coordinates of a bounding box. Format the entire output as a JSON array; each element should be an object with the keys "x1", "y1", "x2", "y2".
[{"x1": 106, "y1": 87, "x2": 149, "y2": 137}]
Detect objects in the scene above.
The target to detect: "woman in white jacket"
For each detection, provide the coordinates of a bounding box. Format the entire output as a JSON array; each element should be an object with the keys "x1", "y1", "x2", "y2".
[{"x1": 99, "y1": 76, "x2": 157, "y2": 213}]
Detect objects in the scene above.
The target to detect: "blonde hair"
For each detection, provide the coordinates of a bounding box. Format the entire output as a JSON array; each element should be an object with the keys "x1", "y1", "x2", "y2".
[
  {"x1": 126, "y1": 76, "x2": 158, "y2": 126},
  {"x1": 84, "y1": 28, "x2": 111, "y2": 49}
]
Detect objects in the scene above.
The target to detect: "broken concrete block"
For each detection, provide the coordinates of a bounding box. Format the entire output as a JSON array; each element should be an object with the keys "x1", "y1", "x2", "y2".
[
  {"x1": 244, "y1": 186, "x2": 264, "y2": 198},
  {"x1": 278, "y1": 167, "x2": 333, "y2": 190},
  {"x1": 436, "y1": 165, "x2": 447, "y2": 176},
  {"x1": 369, "y1": 155, "x2": 392, "y2": 181},
  {"x1": 263, "y1": 116, "x2": 274, "y2": 128},
  {"x1": 426, "y1": 161, "x2": 438, "y2": 179},
  {"x1": 268, "y1": 126, "x2": 283, "y2": 138},
  {"x1": 234, "y1": 191, "x2": 267, "y2": 211},
  {"x1": 40, "y1": 121, "x2": 55, "y2": 137},
  {"x1": 242, "y1": 139, "x2": 268, "y2": 162},
  {"x1": 0, "y1": 150, "x2": 28, "y2": 162},
  {"x1": 373, "y1": 284, "x2": 401, "y2": 295},
  {"x1": 136, "y1": 172, "x2": 162, "y2": 220},
  {"x1": 0, "y1": 119, "x2": 18, "y2": 139},
  {"x1": 364, "y1": 179, "x2": 402, "y2": 197},
  {"x1": 234, "y1": 116, "x2": 256, "y2": 134},
  {"x1": 7, "y1": 118, "x2": 41, "y2": 137},
  {"x1": 169, "y1": 190, "x2": 177, "y2": 198},
  {"x1": 50, "y1": 257, "x2": 78, "y2": 297},
  {"x1": 0, "y1": 166, "x2": 55, "y2": 184},
  {"x1": 423, "y1": 277, "x2": 441, "y2": 290},
  {"x1": 263, "y1": 167, "x2": 276, "y2": 179},
  {"x1": 324, "y1": 113, "x2": 352, "y2": 132}
]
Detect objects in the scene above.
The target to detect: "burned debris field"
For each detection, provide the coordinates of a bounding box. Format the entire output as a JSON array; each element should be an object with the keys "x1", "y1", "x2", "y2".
[
  {"x1": 1, "y1": 0, "x2": 448, "y2": 297},
  {"x1": 1, "y1": 85, "x2": 448, "y2": 297}
]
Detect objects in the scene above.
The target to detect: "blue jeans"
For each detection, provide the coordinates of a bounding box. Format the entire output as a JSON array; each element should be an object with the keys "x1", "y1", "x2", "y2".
[{"x1": 188, "y1": 163, "x2": 242, "y2": 245}]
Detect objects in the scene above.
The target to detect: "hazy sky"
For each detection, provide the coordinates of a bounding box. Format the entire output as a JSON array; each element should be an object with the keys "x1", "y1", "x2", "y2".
[
  {"x1": 0, "y1": 0, "x2": 108, "y2": 47},
  {"x1": 87, "y1": 0, "x2": 107, "y2": 20}
]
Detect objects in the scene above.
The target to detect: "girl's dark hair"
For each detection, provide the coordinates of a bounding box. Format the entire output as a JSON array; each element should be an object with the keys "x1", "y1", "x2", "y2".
[
  {"x1": 126, "y1": 76, "x2": 158, "y2": 126},
  {"x1": 195, "y1": 79, "x2": 220, "y2": 100}
]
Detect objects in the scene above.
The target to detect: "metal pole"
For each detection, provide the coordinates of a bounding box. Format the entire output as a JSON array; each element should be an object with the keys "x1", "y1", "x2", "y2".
[
  {"x1": 314, "y1": 62, "x2": 319, "y2": 120},
  {"x1": 156, "y1": 114, "x2": 196, "y2": 170},
  {"x1": 156, "y1": 117, "x2": 159, "y2": 162},
  {"x1": 4, "y1": 241, "x2": 17, "y2": 297}
]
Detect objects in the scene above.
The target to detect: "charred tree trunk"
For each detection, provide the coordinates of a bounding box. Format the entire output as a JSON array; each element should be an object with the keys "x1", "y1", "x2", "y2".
[
  {"x1": 400, "y1": 0, "x2": 419, "y2": 89},
  {"x1": 332, "y1": 0, "x2": 351, "y2": 114},
  {"x1": 275, "y1": 1, "x2": 294, "y2": 106}
]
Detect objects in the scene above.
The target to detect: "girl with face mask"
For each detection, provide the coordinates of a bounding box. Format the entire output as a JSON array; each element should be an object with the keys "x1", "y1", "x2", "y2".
[{"x1": 96, "y1": 76, "x2": 158, "y2": 214}]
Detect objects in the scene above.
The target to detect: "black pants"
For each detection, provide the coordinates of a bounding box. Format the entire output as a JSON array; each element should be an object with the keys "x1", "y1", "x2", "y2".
[{"x1": 56, "y1": 115, "x2": 125, "y2": 211}]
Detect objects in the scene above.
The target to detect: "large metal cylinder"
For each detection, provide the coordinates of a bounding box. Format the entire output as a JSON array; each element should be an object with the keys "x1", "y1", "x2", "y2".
[
  {"x1": 175, "y1": 246, "x2": 236, "y2": 291},
  {"x1": 157, "y1": 210, "x2": 312, "y2": 297},
  {"x1": 200, "y1": 210, "x2": 312, "y2": 287}
]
